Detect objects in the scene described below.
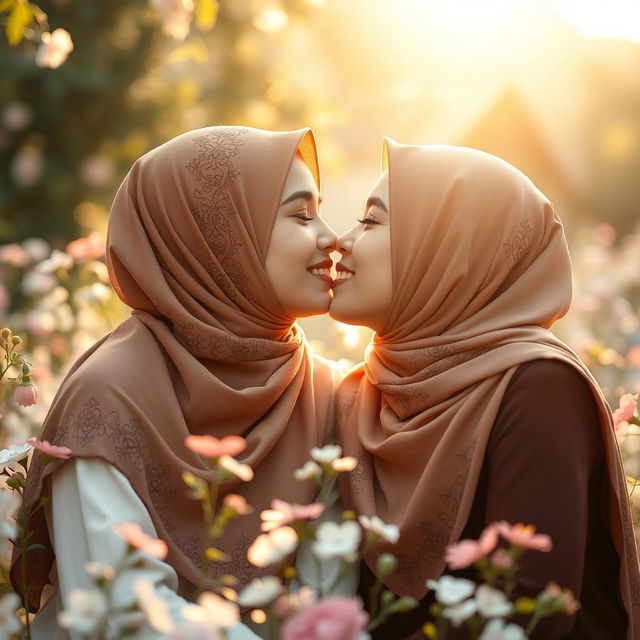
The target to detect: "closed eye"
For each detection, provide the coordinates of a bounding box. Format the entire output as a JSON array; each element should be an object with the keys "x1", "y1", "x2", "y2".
[
  {"x1": 294, "y1": 213, "x2": 314, "y2": 222},
  {"x1": 357, "y1": 217, "x2": 381, "y2": 225}
]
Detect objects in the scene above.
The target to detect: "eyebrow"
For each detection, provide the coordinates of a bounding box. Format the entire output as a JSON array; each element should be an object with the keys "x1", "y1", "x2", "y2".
[
  {"x1": 365, "y1": 196, "x2": 388, "y2": 213},
  {"x1": 280, "y1": 190, "x2": 323, "y2": 206}
]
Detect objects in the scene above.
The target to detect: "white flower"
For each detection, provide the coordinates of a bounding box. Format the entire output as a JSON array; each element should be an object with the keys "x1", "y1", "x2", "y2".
[
  {"x1": 247, "y1": 526, "x2": 298, "y2": 567},
  {"x1": 426, "y1": 575, "x2": 475, "y2": 606},
  {"x1": 0, "y1": 489, "x2": 21, "y2": 540},
  {"x1": 36, "y1": 250, "x2": 74, "y2": 273},
  {"x1": 3, "y1": 102, "x2": 32, "y2": 132},
  {"x1": 331, "y1": 456, "x2": 357, "y2": 472},
  {"x1": 442, "y1": 599, "x2": 477, "y2": 627},
  {"x1": 219, "y1": 455, "x2": 253, "y2": 481},
  {"x1": 35, "y1": 28, "x2": 74, "y2": 68},
  {"x1": 57, "y1": 588, "x2": 108, "y2": 634},
  {"x1": 134, "y1": 579, "x2": 174, "y2": 633},
  {"x1": 310, "y1": 444, "x2": 342, "y2": 464},
  {"x1": 0, "y1": 593, "x2": 22, "y2": 640},
  {"x1": 0, "y1": 442, "x2": 33, "y2": 472},
  {"x1": 84, "y1": 561, "x2": 116, "y2": 581},
  {"x1": 21, "y1": 271, "x2": 57, "y2": 296},
  {"x1": 475, "y1": 584, "x2": 512, "y2": 618},
  {"x1": 313, "y1": 520, "x2": 361, "y2": 562},
  {"x1": 294, "y1": 460, "x2": 322, "y2": 481},
  {"x1": 358, "y1": 515, "x2": 400, "y2": 544},
  {"x1": 152, "y1": 0, "x2": 194, "y2": 40},
  {"x1": 479, "y1": 618, "x2": 527, "y2": 640},
  {"x1": 21, "y1": 237, "x2": 50, "y2": 262},
  {"x1": 237, "y1": 576, "x2": 283, "y2": 607},
  {"x1": 181, "y1": 591, "x2": 239, "y2": 628}
]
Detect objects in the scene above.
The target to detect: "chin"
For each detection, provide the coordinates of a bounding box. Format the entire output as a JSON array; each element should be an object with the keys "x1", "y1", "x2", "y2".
[
  {"x1": 290, "y1": 295, "x2": 332, "y2": 318},
  {"x1": 328, "y1": 299, "x2": 367, "y2": 327}
]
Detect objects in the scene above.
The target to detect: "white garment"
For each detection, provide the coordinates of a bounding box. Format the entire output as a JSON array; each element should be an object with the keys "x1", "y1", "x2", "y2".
[{"x1": 31, "y1": 458, "x2": 260, "y2": 640}]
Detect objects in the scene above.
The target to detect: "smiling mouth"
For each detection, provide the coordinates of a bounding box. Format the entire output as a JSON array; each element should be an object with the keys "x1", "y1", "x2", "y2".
[
  {"x1": 332, "y1": 264, "x2": 354, "y2": 288},
  {"x1": 307, "y1": 260, "x2": 333, "y2": 285}
]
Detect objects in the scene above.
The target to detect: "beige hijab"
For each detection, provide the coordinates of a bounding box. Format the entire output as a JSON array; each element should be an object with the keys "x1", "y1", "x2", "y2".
[
  {"x1": 13, "y1": 126, "x2": 338, "y2": 611},
  {"x1": 337, "y1": 140, "x2": 640, "y2": 635}
]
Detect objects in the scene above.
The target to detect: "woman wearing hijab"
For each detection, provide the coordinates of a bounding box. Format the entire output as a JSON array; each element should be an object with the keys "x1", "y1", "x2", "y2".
[
  {"x1": 330, "y1": 140, "x2": 640, "y2": 639},
  {"x1": 12, "y1": 125, "x2": 339, "y2": 638}
]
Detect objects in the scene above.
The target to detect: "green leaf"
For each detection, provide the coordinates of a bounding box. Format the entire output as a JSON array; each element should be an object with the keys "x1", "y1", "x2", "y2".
[
  {"x1": 6, "y1": 2, "x2": 33, "y2": 46},
  {"x1": 194, "y1": 0, "x2": 218, "y2": 31}
]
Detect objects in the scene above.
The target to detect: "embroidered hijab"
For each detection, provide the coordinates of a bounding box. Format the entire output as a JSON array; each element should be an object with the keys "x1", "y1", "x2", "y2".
[
  {"x1": 337, "y1": 140, "x2": 640, "y2": 634},
  {"x1": 13, "y1": 126, "x2": 338, "y2": 610}
]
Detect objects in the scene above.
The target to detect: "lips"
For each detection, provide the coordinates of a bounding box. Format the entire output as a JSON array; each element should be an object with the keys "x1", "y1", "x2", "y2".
[
  {"x1": 333, "y1": 263, "x2": 354, "y2": 288},
  {"x1": 307, "y1": 259, "x2": 333, "y2": 285}
]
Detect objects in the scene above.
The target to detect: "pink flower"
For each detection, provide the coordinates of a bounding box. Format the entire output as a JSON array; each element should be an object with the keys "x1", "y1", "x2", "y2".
[
  {"x1": 281, "y1": 597, "x2": 369, "y2": 640},
  {"x1": 27, "y1": 438, "x2": 72, "y2": 460},
  {"x1": 445, "y1": 523, "x2": 498, "y2": 570},
  {"x1": 627, "y1": 347, "x2": 640, "y2": 368},
  {"x1": 66, "y1": 232, "x2": 105, "y2": 260},
  {"x1": 112, "y1": 523, "x2": 168, "y2": 560},
  {"x1": 489, "y1": 548, "x2": 513, "y2": 570},
  {"x1": 613, "y1": 393, "x2": 638, "y2": 429},
  {"x1": 496, "y1": 522, "x2": 552, "y2": 552},
  {"x1": 14, "y1": 383, "x2": 38, "y2": 407},
  {"x1": 185, "y1": 434, "x2": 246, "y2": 458},
  {"x1": 260, "y1": 499, "x2": 324, "y2": 531}
]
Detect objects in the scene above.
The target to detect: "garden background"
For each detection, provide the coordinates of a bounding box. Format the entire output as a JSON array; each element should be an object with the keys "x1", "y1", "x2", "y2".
[{"x1": 1, "y1": 0, "x2": 639, "y2": 547}]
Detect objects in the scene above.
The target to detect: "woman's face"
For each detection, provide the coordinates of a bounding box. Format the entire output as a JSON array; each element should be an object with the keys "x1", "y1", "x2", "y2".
[
  {"x1": 329, "y1": 171, "x2": 393, "y2": 333},
  {"x1": 266, "y1": 155, "x2": 337, "y2": 318}
]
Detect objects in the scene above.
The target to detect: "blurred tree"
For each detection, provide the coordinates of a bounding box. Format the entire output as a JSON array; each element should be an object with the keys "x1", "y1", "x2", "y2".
[{"x1": 0, "y1": 0, "x2": 322, "y2": 245}]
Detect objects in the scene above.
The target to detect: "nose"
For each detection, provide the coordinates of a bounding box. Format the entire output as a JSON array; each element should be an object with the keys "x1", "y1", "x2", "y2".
[
  {"x1": 317, "y1": 219, "x2": 338, "y2": 253},
  {"x1": 336, "y1": 231, "x2": 354, "y2": 256}
]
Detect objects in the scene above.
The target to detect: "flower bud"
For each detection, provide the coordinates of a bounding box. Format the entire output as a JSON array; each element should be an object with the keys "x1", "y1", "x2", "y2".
[
  {"x1": 376, "y1": 552, "x2": 398, "y2": 579},
  {"x1": 1, "y1": 328, "x2": 11, "y2": 339}
]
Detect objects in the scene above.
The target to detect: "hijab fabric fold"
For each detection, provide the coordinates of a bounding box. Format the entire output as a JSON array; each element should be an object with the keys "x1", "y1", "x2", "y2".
[
  {"x1": 13, "y1": 126, "x2": 338, "y2": 611},
  {"x1": 337, "y1": 140, "x2": 640, "y2": 636}
]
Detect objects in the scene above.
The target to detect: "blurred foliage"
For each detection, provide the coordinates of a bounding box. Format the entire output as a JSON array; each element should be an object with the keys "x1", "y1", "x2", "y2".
[{"x1": 0, "y1": 0, "x2": 322, "y2": 245}]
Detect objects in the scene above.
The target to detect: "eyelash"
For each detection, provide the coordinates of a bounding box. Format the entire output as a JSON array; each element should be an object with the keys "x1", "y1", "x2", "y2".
[
  {"x1": 357, "y1": 217, "x2": 380, "y2": 226},
  {"x1": 294, "y1": 214, "x2": 314, "y2": 222}
]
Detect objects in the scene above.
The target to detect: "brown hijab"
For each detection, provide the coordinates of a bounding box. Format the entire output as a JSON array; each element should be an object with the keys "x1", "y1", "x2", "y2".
[
  {"x1": 13, "y1": 126, "x2": 339, "y2": 611},
  {"x1": 337, "y1": 140, "x2": 640, "y2": 635}
]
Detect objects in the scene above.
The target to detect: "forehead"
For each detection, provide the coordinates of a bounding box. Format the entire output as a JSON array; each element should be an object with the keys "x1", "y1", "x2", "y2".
[{"x1": 282, "y1": 156, "x2": 318, "y2": 196}]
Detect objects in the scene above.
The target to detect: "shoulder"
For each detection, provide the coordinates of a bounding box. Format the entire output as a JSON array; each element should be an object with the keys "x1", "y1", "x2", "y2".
[{"x1": 490, "y1": 358, "x2": 602, "y2": 466}]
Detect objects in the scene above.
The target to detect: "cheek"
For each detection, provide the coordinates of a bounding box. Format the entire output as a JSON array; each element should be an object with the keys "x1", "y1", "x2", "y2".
[{"x1": 268, "y1": 224, "x2": 314, "y2": 279}]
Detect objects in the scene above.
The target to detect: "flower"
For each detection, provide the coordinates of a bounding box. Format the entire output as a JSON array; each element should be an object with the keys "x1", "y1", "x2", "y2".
[
  {"x1": 27, "y1": 438, "x2": 72, "y2": 460},
  {"x1": 313, "y1": 521, "x2": 361, "y2": 562},
  {"x1": 248, "y1": 526, "x2": 298, "y2": 567},
  {"x1": 489, "y1": 548, "x2": 512, "y2": 570},
  {"x1": 57, "y1": 588, "x2": 108, "y2": 634},
  {"x1": 84, "y1": 562, "x2": 116, "y2": 581},
  {"x1": 0, "y1": 593, "x2": 22, "y2": 640},
  {"x1": 168, "y1": 623, "x2": 216, "y2": 640},
  {"x1": 331, "y1": 457, "x2": 357, "y2": 472},
  {"x1": 294, "y1": 460, "x2": 322, "y2": 481},
  {"x1": 66, "y1": 231, "x2": 106, "y2": 260},
  {"x1": 475, "y1": 584, "x2": 512, "y2": 618},
  {"x1": 496, "y1": 522, "x2": 552, "y2": 552},
  {"x1": 281, "y1": 596, "x2": 368, "y2": 640},
  {"x1": 185, "y1": 434, "x2": 246, "y2": 458},
  {"x1": 35, "y1": 28, "x2": 74, "y2": 68},
  {"x1": 112, "y1": 523, "x2": 169, "y2": 560},
  {"x1": 181, "y1": 591, "x2": 239, "y2": 628},
  {"x1": 219, "y1": 455, "x2": 253, "y2": 481},
  {"x1": 442, "y1": 599, "x2": 477, "y2": 627},
  {"x1": 260, "y1": 499, "x2": 324, "y2": 531},
  {"x1": 237, "y1": 576, "x2": 284, "y2": 607},
  {"x1": 133, "y1": 579, "x2": 174, "y2": 633},
  {"x1": 613, "y1": 393, "x2": 638, "y2": 429},
  {"x1": 222, "y1": 493, "x2": 252, "y2": 515},
  {"x1": 310, "y1": 444, "x2": 342, "y2": 464},
  {"x1": 445, "y1": 523, "x2": 498, "y2": 570},
  {"x1": 358, "y1": 515, "x2": 400, "y2": 544},
  {"x1": 0, "y1": 442, "x2": 33, "y2": 472},
  {"x1": 0, "y1": 489, "x2": 21, "y2": 539},
  {"x1": 426, "y1": 576, "x2": 475, "y2": 606},
  {"x1": 14, "y1": 381, "x2": 39, "y2": 407},
  {"x1": 274, "y1": 586, "x2": 315, "y2": 617},
  {"x1": 36, "y1": 249, "x2": 74, "y2": 273},
  {"x1": 478, "y1": 618, "x2": 527, "y2": 640}
]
